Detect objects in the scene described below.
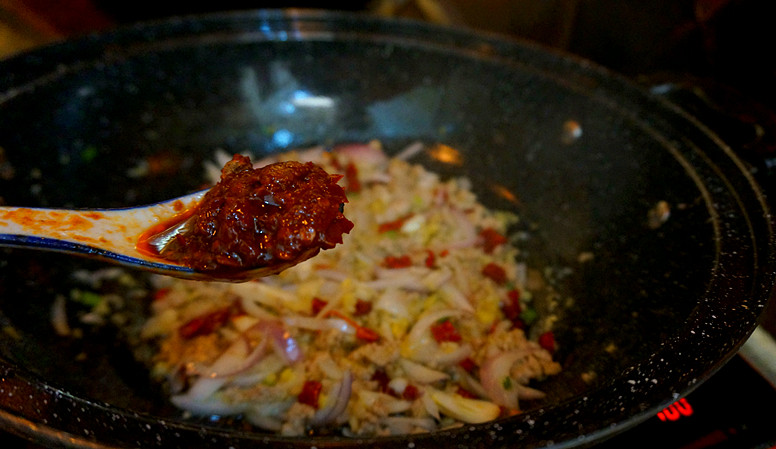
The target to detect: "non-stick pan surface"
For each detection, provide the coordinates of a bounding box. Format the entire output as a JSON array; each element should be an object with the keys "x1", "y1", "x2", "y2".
[{"x1": 0, "y1": 9, "x2": 774, "y2": 449}]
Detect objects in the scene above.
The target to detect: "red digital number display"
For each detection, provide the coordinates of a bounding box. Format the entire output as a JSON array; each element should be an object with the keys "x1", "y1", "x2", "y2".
[{"x1": 656, "y1": 398, "x2": 694, "y2": 422}]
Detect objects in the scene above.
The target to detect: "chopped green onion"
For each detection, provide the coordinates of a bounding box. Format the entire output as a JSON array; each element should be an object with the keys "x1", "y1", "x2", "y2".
[
  {"x1": 520, "y1": 307, "x2": 538, "y2": 325},
  {"x1": 70, "y1": 290, "x2": 103, "y2": 307}
]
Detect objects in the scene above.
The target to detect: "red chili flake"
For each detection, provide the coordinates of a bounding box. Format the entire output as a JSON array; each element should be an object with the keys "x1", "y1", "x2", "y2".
[
  {"x1": 353, "y1": 299, "x2": 373, "y2": 316},
  {"x1": 179, "y1": 307, "x2": 232, "y2": 339},
  {"x1": 345, "y1": 162, "x2": 361, "y2": 192},
  {"x1": 458, "y1": 357, "x2": 477, "y2": 373},
  {"x1": 480, "y1": 228, "x2": 508, "y2": 254},
  {"x1": 356, "y1": 326, "x2": 381, "y2": 342},
  {"x1": 402, "y1": 384, "x2": 421, "y2": 400},
  {"x1": 325, "y1": 310, "x2": 381, "y2": 343},
  {"x1": 311, "y1": 297, "x2": 328, "y2": 315},
  {"x1": 501, "y1": 289, "x2": 522, "y2": 322},
  {"x1": 538, "y1": 331, "x2": 557, "y2": 352},
  {"x1": 377, "y1": 214, "x2": 414, "y2": 233},
  {"x1": 456, "y1": 386, "x2": 478, "y2": 399},
  {"x1": 424, "y1": 250, "x2": 436, "y2": 268},
  {"x1": 298, "y1": 380, "x2": 323, "y2": 409},
  {"x1": 430, "y1": 319, "x2": 462, "y2": 343},
  {"x1": 439, "y1": 249, "x2": 450, "y2": 258},
  {"x1": 371, "y1": 369, "x2": 391, "y2": 393},
  {"x1": 229, "y1": 299, "x2": 247, "y2": 317},
  {"x1": 152, "y1": 287, "x2": 171, "y2": 301},
  {"x1": 482, "y1": 262, "x2": 507, "y2": 285},
  {"x1": 383, "y1": 255, "x2": 412, "y2": 268}
]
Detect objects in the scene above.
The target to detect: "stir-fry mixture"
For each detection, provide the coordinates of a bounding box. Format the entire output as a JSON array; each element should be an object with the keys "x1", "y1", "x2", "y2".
[{"x1": 67, "y1": 141, "x2": 561, "y2": 436}]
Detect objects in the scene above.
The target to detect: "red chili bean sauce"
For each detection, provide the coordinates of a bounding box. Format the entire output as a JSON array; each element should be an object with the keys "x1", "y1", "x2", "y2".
[{"x1": 138, "y1": 155, "x2": 354, "y2": 276}]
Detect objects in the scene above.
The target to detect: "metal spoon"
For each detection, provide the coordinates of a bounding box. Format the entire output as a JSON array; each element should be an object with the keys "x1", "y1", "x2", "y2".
[{"x1": 0, "y1": 190, "x2": 306, "y2": 282}]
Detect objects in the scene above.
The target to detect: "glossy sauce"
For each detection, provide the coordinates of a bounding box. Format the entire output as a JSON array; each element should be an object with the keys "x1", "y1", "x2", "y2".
[{"x1": 137, "y1": 155, "x2": 353, "y2": 276}]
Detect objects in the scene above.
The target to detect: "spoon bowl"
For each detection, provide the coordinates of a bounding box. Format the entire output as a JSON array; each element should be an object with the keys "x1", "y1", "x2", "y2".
[{"x1": 0, "y1": 189, "x2": 282, "y2": 282}]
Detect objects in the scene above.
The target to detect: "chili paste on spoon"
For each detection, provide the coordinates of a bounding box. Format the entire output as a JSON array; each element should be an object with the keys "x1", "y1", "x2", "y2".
[{"x1": 138, "y1": 154, "x2": 353, "y2": 278}]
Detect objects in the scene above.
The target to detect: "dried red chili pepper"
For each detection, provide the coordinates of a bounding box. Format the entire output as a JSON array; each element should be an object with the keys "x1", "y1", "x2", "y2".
[
  {"x1": 456, "y1": 386, "x2": 478, "y2": 399},
  {"x1": 356, "y1": 326, "x2": 380, "y2": 342},
  {"x1": 501, "y1": 289, "x2": 522, "y2": 323},
  {"x1": 458, "y1": 357, "x2": 477, "y2": 373},
  {"x1": 424, "y1": 250, "x2": 436, "y2": 268},
  {"x1": 311, "y1": 297, "x2": 328, "y2": 315},
  {"x1": 152, "y1": 287, "x2": 171, "y2": 301},
  {"x1": 353, "y1": 299, "x2": 373, "y2": 316},
  {"x1": 371, "y1": 369, "x2": 391, "y2": 393},
  {"x1": 480, "y1": 228, "x2": 507, "y2": 254},
  {"x1": 178, "y1": 300, "x2": 244, "y2": 339},
  {"x1": 538, "y1": 331, "x2": 556, "y2": 352},
  {"x1": 179, "y1": 307, "x2": 231, "y2": 339},
  {"x1": 482, "y1": 262, "x2": 507, "y2": 285},
  {"x1": 377, "y1": 214, "x2": 413, "y2": 233},
  {"x1": 383, "y1": 255, "x2": 412, "y2": 269},
  {"x1": 402, "y1": 384, "x2": 421, "y2": 400},
  {"x1": 430, "y1": 319, "x2": 462, "y2": 343},
  {"x1": 325, "y1": 310, "x2": 380, "y2": 342},
  {"x1": 298, "y1": 380, "x2": 323, "y2": 409}
]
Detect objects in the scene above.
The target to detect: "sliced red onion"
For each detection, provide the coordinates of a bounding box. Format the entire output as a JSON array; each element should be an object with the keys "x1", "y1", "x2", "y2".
[
  {"x1": 315, "y1": 268, "x2": 350, "y2": 282},
  {"x1": 479, "y1": 349, "x2": 529, "y2": 410},
  {"x1": 311, "y1": 370, "x2": 353, "y2": 426},
  {"x1": 428, "y1": 389, "x2": 501, "y2": 424},
  {"x1": 50, "y1": 295, "x2": 71, "y2": 337},
  {"x1": 381, "y1": 416, "x2": 437, "y2": 434},
  {"x1": 394, "y1": 141, "x2": 425, "y2": 161},
  {"x1": 399, "y1": 358, "x2": 449, "y2": 384},
  {"x1": 420, "y1": 390, "x2": 440, "y2": 419},
  {"x1": 432, "y1": 343, "x2": 473, "y2": 366},
  {"x1": 237, "y1": 296, "x2": 275, "y2": 320},
  {"x1": 170, "y1": 392, "x2": 246, "y2": 416},
  {"x1": 422, "y1": 269, "x2": 453, "y2": 290},
  {"x1": 283, "y1": 316, "x2": 354, "y2": 334},
  {"x1": 210, "y1": 338, "x2": 268, "y2": 379},
  {"x1": 367, "y1": 267, "x2": 431, "y2": 292},
  {"x1": 375, "y1": 288, "x2": 410, "y2": 318},
  {"x1": 457, "y1": 370, "x2": 489, "y2": 399},
  {"x1": 231, "y1": 281, "x2": 295, "y2": 308},
  {"x1": 244, "y1": 411, "x2": 284, "y2": 432},
  {"x1": 173, "y1": 377, "x2": 228, "y2": 412},
  {"x1": 443, "y1": 209, "x2": 480, "y2": 250},
  {"x1": 263, "y1": 320, "x2": 302, "y2": 364},
  {"x1": 358, "y1": 391, "x2": 412, "y2": 414},
  {"x1": 516, "y1": 384, "x2": 547, "y2": 400},
  {"x1": 438, "y1": 284, "x2": 473, "y2": 313},
  {"x1": 364, "y1": 276, "x2": 427, "y2": 292},
  {"x1": 333, "y1": 142, "x2": 388, "y2": 165}
]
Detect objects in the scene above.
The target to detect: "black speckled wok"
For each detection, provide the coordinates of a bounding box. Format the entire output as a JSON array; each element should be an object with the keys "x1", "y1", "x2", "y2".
[{"x1": 0, "y1": 9, "x2": 774, "y2": 449}]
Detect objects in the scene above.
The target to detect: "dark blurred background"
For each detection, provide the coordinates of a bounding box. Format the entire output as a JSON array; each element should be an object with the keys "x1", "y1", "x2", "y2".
[
  {"x1": 3, "y1": 0, "x2": 775, "y2": 162},
  {"x1": 1, "y1": 0, "x2": 773, "y2": 101}
]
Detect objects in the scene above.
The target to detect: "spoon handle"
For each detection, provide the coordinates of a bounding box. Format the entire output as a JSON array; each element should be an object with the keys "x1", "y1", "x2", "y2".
[{"x1": 0, "y1": 190, "x2": 206, "y2": 270}]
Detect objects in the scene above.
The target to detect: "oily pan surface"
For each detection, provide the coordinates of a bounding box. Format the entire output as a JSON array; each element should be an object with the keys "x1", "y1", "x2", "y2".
[{"x1": 0, "y1": 11, "x2": 772, "y2": 448}]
